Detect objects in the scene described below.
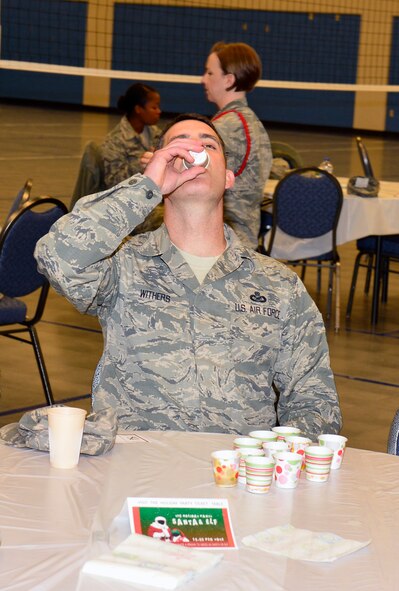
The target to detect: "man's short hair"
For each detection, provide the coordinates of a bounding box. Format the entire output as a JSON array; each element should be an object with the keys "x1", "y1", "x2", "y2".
[
  {"x1": 157, "y1": 113, "x2": 226, "y2": 160},
  {"x1": 211, "y1": 41, "x2": 262, "y2": 92}
]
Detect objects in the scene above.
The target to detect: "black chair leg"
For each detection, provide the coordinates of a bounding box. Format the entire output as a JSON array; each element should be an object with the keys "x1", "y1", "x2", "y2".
[
  {"x1": 382, "y1": 257, "x2": 389, "y2": 303},
  {"x1": 317, "y1": 263, "x2": 322, "y2": 293},
  {"x1": 326, "y1": 265, "x2": 333, "y2": 320},
  {"x1": 346, "y1": 252, "x2": 363, "y2": 319},
  {"x1": 364, "y1": 254, "x2": 373, "y2": 294},
  {"x1": 301, "y1": 263, "x2": 307, "y2": 281},
  {"x1": 28, "y1": 325, "x2": 54, "y2": 406}
]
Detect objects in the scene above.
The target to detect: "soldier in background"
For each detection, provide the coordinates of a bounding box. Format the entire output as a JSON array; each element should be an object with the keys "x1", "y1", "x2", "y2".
[
  {"x1": 102, "y1": 82, "x2": 162, "y2": 189},
  {"x1": 202, "y1": 41, "x2": 272, "y2": 250},
  {"x1": 35, "y1": 114, "x2": 342, "y2": 440}
]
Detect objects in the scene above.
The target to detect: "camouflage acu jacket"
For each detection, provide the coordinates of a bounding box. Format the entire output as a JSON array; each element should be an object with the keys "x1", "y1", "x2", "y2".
[
  {"x1": 101, "y1": 115, "x2": 161, "y2": 188},
  {"x1": 212, "y1": 98, "x2": 272, "y2": 250},
  {"x1": 34, "y1": 175, "x2": 342, "y2": 439}
]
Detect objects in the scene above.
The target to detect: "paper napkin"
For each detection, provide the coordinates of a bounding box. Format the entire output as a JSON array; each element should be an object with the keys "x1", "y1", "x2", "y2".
[
  {"x1": 242, "y1": 524, "x2": 370, "y2": 562},
  {"x1": 81, "y1": 533, "x2": 223, "y2": 589}
]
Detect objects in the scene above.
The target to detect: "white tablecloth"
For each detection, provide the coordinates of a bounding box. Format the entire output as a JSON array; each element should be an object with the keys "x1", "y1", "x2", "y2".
[
  {"x1": 263, "y1": 177, "x2": 399, "y2": 259},
  {"x1": 1, "y1": 431, "x2": 399, "y2": 591}
]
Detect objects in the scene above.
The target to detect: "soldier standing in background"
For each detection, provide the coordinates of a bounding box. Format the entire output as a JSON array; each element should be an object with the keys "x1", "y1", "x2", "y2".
[
  {"x1": 202, "y1": 41, "x2": 272, "y2": 250},
  {"x1": 35, "y1": 114, "x2": 342, "y2": 440}
]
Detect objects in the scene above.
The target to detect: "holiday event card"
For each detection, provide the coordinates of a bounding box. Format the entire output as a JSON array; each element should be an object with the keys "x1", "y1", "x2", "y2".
[{"x1": 127, "y1": 497, "x2": 237, "y2": 548}]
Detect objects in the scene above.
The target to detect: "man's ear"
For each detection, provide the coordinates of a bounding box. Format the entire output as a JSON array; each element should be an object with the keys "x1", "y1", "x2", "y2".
[{"x1": 225, "y1": 169, "x2": 235, "y2": 190}]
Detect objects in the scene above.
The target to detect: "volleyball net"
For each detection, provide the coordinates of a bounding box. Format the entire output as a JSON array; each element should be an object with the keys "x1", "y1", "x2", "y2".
[{"x1": 1, "y1": 0, "x2": 399, "y2": 93}]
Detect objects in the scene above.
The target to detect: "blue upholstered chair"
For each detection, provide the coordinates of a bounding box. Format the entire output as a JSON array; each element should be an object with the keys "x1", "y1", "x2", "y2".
[
  {"x1": 260, "y1": 167, "x2": 343, "y2": 331},
  {"x1": 0, "y1": 197, "x2": 68, "y2": 414},
  {"x1": 387, "y1": 409, "x2": 399, "y2": 455},
  {"x1": 346, "y1": 235, "x2": 399, "y2": 318}
]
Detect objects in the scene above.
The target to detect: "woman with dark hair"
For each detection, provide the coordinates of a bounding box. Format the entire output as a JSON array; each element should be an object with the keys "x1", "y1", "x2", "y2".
[
  {"x1": 202, "y1": 42, "x2": 272, "y2": 250},
  {"x1": 101, "y1": 82, "x2": 162, "y2": 188}
]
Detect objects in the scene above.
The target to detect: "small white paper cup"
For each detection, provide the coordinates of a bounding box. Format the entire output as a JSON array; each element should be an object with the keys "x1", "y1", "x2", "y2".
[{"x1": 317, "y1": 434, "x2": 348, "y2": 469}]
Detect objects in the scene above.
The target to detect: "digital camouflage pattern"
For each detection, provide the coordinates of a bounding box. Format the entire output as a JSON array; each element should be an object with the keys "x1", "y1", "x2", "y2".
[
  {"x1": 212, "y1": 98, "x2": 272, "y2": 250},
  {"x1": 34, "y1": 174, "x2": 342, "y2": 440},
  {"x1": 101, "y1": 115, "x2": 161, "y2": 188}
]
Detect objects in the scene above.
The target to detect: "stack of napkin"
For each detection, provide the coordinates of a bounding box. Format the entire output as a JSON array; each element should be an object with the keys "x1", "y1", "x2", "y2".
[
  {"x1": 81, "y1": 533, "x2": 223, "y2": 589},
  {"x1": 242, "y1": 524, "x2": 370, "y2": 562}
]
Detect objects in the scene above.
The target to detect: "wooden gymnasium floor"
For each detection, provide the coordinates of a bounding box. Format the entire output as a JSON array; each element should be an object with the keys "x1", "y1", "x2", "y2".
[{"x1": 0, "y1": 101, "x2": 398, "y2": 453}]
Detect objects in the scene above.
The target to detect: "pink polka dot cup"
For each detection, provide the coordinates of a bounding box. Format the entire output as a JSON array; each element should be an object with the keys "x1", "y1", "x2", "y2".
[
  {"x1": 273, "y1": 451, "x2": 302, "y2": 489},
  {"x1": 317, "y1": 434, "x2": 348, "y2": 470}
]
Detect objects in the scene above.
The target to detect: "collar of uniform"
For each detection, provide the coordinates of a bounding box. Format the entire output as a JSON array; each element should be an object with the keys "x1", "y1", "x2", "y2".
[
  {"x1": 215, "y1": 97, "x2": 248, "y2": 116},
  {"x1": 136, "y1": 224, "x2": 254, "y2": 281},
  {"x1": 120, "y1": 115, "x2": 142, "y2": 141},
  {"x1": 120, "y1": 115, "x2": 156, "y2": 146},
  {"x1": 205, "y1": 225, "x2": 254, "y2": 282}
]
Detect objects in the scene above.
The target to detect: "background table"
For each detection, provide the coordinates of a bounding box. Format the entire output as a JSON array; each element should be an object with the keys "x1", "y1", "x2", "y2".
[
  {"x1": 1, "y1": 431, "x2": 398, "y2": 591},
  {"x1": 263, "y1": 177, "x2": 399, "y2": 324},
  {"x1": 263, "y1": 177, "x2": 399, "y2": 260}
]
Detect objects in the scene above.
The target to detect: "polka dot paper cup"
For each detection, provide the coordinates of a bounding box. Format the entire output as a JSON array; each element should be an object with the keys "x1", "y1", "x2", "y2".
[
  {"x1": 285, "y1": 435, "x2": 312, "y2": 470},
  {"x1": 272, "y1": 426, "x2": 301, "y2": 441},
  {"x1": 273, "y1": 451, "x2": 302, "y2": 489},
  {"x1": 245, "y1": 456, "x2": 275, "y2": 494},
  {"x1": 317, "y1": 434, "x2": 348, "y2": 470},
  {"x1": 305, "y1": 445, "x2": 334, "y2": 482},
  {"x1": 211, "y1": 450, "x2": 240, "y2": 487}
]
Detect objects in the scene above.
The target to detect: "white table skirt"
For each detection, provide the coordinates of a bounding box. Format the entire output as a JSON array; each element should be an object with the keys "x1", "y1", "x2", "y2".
[
  {"x1": 1, "y1": 431, "x2": 399, "y2": 591},
  {"x1": 263, "y1": 177, "x2": 399, "y2": 260}
]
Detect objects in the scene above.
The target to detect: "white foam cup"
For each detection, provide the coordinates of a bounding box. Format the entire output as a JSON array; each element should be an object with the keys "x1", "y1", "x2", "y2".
[{"x1": 47, "y1": 406, "x2": 87, "y2": 469}]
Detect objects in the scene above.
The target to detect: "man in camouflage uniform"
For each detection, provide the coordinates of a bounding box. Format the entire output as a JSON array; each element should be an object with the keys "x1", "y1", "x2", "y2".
[{"x1": 35, "y1": 114, "x2": 342, "y2": 440}]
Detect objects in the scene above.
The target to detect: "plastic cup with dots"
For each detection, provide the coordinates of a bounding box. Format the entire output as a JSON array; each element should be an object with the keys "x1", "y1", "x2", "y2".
[
  {"x1": 273, "y1": 451, "x2": 302, "y2": 489},
  {"x1": 211, "y1": 450, "x2": 240, "y2": 487},
  {"x1": 317, "y1": 434, "x2": 348, "y2": 469},
  {"x1": 285, "y1": 435, "x2": 312, "y2": 470}
]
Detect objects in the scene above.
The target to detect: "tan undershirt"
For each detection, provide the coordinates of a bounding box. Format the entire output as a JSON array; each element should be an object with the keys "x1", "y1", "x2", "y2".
[{"x1": 174, "y1": 245, "x2": 221, "y2": 284}]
